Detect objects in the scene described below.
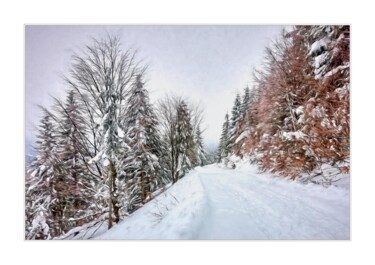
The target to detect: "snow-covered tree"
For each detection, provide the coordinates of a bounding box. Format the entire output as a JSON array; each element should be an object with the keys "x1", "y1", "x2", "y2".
[
  {"x1": 216, "y1": 113, "x2": 230, "y2": 162},
  {"x1": 229, "y1": 93, "x2": 242, "y2": 149},
  {"x1": 26, "y1": 112, "x2": 60, "y2": 239},
  {"x1": 300, "y1": 25, "x2": 350, "y2": 167},
  {"x1": 121, "y1": 75, "x2": 161, "y2": 212},
  {"x1": 231, "y1": 86, "x2": 254, "y2": 156},
  {"x1": 194, "y1": 125, "x2": 207, "y2": 166},
  {"x1": 248, "y1": 29, "x2": 317, "y2": 177},
  {"x1": 158, "y1": 97, "x2": 179, "y2": 184},
  {"x1": 240, "y1": 26, "x2": 350, "y2": 180},
  {"x1": 65, "y1": 35, "x2": 145, "y2": 228},
  {"x1": 176, "y1": 100, "x2": 197, "y2": 178},
  {"x1": 158, "y1": 96, "x2": 202, "y2": 183},
  {"x1": 240, "y1": 86, "x2": 251, "y2": 117},
  {"x1": 52, "y1": 90, "x2": 101, "y2": 231}
]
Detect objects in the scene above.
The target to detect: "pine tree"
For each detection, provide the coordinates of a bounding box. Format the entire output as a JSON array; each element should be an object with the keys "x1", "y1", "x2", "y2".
[
  {"x1": 176, "y1": 100, "x2": 197, "y2": 178},
  {"x1": 195, "y1": 125, "x2": 207, "y2": 166},
  {"x1": 158, "y1": 132, "x2": 175, "y2": 185},
  {"x1": 54, "y1": 90, "x2": 99, "y2": 231},
  {"x1": 232, "y1": 86, "x2": 253, "y2": 155},
  {"x1": 158, "y1": 97, "x2": 201, "y2": 183},
  {"x1": 26, "y1": 112, "x2": 60, "y2": 239},
  {"x1": 240, "y1": 86, "x2": 251, "y2": 118},
  {"x1": 217, "y1": 113, "x2": 230, "y2": 162},
  {"x1": 229, "y1": 93, "x2": 242, "y2": 149},
  {"x1": 122, "y1": 75, "x2": 161, "y2": 212}
]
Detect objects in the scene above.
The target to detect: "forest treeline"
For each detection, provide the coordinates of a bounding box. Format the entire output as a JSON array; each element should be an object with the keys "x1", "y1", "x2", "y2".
[
  {"x1": 25, "y1": 36, "x2": 208, "y2": 239},
  {"x1": 217, "y1": 25, "x2": 350, "y2": 179}
]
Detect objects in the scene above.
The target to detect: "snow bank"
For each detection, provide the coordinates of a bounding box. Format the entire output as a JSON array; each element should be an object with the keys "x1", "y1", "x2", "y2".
[
  {"x1": 94, "y1": 169, "x2": 209, "y2": 239},
  {"x1": 94, "y1": 163, "x2": 349, "y2": 240},
  {"x1": 56, "y1": 215, "x2": 108, "y2": 240}
]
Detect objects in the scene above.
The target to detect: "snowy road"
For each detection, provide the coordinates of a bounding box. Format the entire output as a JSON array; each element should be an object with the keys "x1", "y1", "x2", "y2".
[
  {"x1": 95, "y1": 164, "x2": 350, "y2": 240},
  {"x1": 195, "y1": 166, "x2": 349, "y2": 239}
]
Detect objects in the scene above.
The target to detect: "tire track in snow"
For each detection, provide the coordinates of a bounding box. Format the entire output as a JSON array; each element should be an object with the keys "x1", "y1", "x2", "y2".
[
  {"x1": 197, "y1": 172, "x2": 272, "y2": 239},
  {"x1": 240, "y1": 171, "x2": 350, "y2": 239},
  {"x1": 95, "y1": 165, "x2": 349, "y2": 239},
  {"x1": 195, "y1": 166, "x2": 349, "y2": 239}
]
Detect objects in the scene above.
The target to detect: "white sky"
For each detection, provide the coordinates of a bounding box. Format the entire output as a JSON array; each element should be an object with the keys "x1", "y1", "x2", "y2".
[{"x1": 25, "y1": 25, "x2": 284, "y2": 153}]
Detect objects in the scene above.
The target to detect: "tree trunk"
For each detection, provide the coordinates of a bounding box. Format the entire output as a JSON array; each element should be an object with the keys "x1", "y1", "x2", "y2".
[
  {"x1": 108, "y1": 160, "x2": 120, "y2": 229},
  {"x1": 140, "y1": 170, "x2": 146, "y2": 202},
  {"x1": 108, "y1": 169, "x2": 113, "y2": 229},
  {"x1": 171, "y1": 152, "x2": 176, "y2": 184},
  {"x1": 52, "y1": 179, "x2": 64, "y2": 237}
]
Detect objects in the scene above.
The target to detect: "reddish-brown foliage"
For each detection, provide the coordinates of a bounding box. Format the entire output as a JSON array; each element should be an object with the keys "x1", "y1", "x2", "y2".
[{"x1": 241, "y1": 26, "x2": 350, "y2": 178}]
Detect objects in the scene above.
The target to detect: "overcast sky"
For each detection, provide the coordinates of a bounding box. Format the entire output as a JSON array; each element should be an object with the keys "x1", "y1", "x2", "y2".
[{"x1": 25, "y1": 25, "x2": 284, "y2": 154}]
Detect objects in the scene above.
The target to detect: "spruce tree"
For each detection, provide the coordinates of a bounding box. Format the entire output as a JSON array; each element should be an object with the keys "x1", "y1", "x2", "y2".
[
  {"x1": 122, "y1": 75, "x2": 161, "y2": 212},
  {"x1": 232, "y1": 86, "x2": 253, "y2": 155},
  {"x1": 229, "y1": 93, "x2": 242, "y2": 148},
  {"x1": 217, "y1": 113, "x2": 230, "y2": 162},
  {"x1": 26, "y1": 112, "x2": 60, "y2": 239},
  {"x1": 158, "y1": 97, "x2": 200, "y2": 183},
  {"x1": 195, "y1": 125, "x2": 207, "y2": 166},
  {"x1": 54, "y1": 90, "x2": 99, "y2": 231},
  {"x1": 176, "y1": 100, "x2": 197, "y2": 178},
  {"x1": 240, "y1": 86, "x2": 251, "y2": 118}
]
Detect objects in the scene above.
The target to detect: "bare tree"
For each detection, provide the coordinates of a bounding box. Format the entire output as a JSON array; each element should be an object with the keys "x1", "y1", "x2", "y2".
[
  {"x1": 158, "y1": 96, "x2": 204, "y2": 183},
  {"x1": 64, "y1": 35, "x2": 145, "y2": 228},
  {"x1": 158, "y1": 96, "x2": 179, "y2": 183}
]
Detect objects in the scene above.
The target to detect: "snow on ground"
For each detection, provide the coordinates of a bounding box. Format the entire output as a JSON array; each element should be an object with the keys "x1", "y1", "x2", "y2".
[
  {"x1": 94, "y1": 163, "x2": 349, "y2": 240},
  {"x1": 57, "y1": 216, "x2": 108, "y2": 240}
]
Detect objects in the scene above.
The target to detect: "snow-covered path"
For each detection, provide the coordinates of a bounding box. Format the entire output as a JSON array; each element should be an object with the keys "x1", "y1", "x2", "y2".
[
  {"x1": 95, "y1": 164, "x2": 349, "y2": 240},
  {"x1": 196, "y1": 166, "x2": 349, "y2": 239}
]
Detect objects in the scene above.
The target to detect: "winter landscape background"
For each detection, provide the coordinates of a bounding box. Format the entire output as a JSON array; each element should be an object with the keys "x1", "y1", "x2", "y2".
[{"x1": 25, "y1": 25, "x2": 350, "y2": 240}]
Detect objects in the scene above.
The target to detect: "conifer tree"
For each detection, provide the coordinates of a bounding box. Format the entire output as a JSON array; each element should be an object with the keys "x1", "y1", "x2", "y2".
[
  {"x1": 176, "y1": 100, "x2": 197, "y2": 178},
  {"x1": 53, "y1": 90, "x2": 100, "y2": 230},
  {"x1": 195, "y1": 125, "x2": 207, "y2": 166},
  {"x1": 240, "y1": 86, "x2": 251, "y2": 118},
  {"x1": 26, "y1": 112, "x2": 60, "y2": 239},
  {"x1": 217, "y1": 113, "x2": 230, "y2": 162},
  {"x1": 232, "y1": 86, "x2": 253, "y2": 155},
  {"x1": 158, "y1": 96, "x2": 202, "y2": 183},
  {"x1": 122, "y1": 75, "x2": 161, "y2": 211},
  {"x1": 229, "y1": 93, "x2": 242, "y2": 148}
]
